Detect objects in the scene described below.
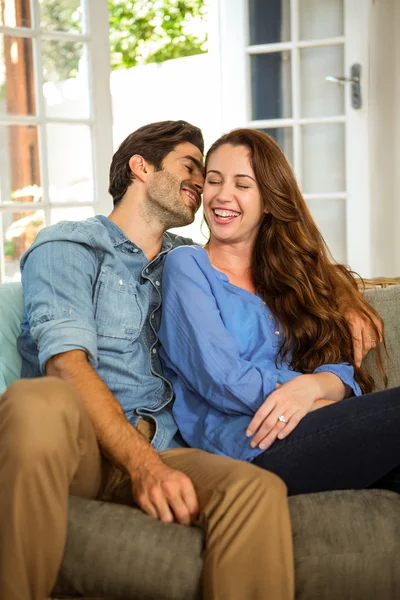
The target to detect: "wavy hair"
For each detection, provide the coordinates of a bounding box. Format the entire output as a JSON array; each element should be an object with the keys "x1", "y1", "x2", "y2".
[{"x1": 205, "y1": 129, "x2": 386, "y2": 393}]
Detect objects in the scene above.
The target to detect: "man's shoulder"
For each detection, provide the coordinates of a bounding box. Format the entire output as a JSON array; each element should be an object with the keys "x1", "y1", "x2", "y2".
[
  {"x1": 164, "y1": 230, "x2": 199, "y2": 249},
  {"x1": 32, "y1": 216, "x2": 105, "y2": 247},
  {"x1": 21, "y1": 217, "x2": 111, "y2": 267}
]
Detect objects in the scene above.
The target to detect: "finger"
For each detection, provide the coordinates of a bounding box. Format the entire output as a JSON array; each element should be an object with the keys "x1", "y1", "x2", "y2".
[
  {"x1": 352, "y1": 334, "x2": 363, "y2": 368},
  {"x1": 250, "y1": 405, "x2": 289, "y2": 448},
  {"x1": 257, "y1": 424, "x2": 283, "y2": 450},
  {"x1": 246, "y1": 398, "x2": 276, "y2": 437},
  {"x1": 180, "y1": 479, "x2": 199, "y2": 523},
  {"x1": 149, "y1": 486, "x2": 174, "y2": 524},
  {"x1": 257, "y1": 405, "x2": 299, "y2": 448},
  {"x1": 162, "y1": 479, "x2": 195, "y2": 526},
  {"x1": 361, "y1": 328, "x2": 376, "y2": 359},
  {"x1": 169, "y1": 494, "x2": 192, "y2": 526},
  {"x1": 137, "y1": 496, "x2": 158, "y2": 520},
  {"x1": 277, "y1": 411, "x2": 303, "y2": 440},
  {"x1": 376, "y1": 322, "x2": 384, "y2": 343}
]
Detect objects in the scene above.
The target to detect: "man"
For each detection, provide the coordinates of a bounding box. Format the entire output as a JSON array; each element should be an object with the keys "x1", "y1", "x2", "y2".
[{"x1": 0, "y1": 121, "x2": 294, "y2": 600}]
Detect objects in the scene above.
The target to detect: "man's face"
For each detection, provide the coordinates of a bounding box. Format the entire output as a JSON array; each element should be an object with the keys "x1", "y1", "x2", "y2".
[{"x1": 147, "y1": 142, "x2": 204, "y2": 228}]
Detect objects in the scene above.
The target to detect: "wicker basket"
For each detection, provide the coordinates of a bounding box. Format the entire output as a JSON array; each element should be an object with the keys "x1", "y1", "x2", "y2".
[{"x1": 356, "y1": 276, "x2": 400, "y2": 290}]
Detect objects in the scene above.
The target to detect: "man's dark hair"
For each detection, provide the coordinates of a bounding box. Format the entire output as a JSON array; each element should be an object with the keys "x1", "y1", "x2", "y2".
[{"x1": 109, "y1": 120, "x2": 204, "y2": 206}]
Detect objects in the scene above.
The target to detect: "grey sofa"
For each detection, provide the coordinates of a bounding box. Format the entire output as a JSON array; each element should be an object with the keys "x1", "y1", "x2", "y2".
[{"x1": 1, "y1": 281, "x2": 399, "y2": 600}]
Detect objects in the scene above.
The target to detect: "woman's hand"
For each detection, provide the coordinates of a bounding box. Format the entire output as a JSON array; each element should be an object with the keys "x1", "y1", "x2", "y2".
[
  {"x1": 344, "y1": 309, "x2": 383, "y2": 368},
  {"x1": 246, "y1": 373, "x2": 345, "y2": 450},
  {"x1": 309, "y1": 398, "x2": 336, "y2": 411}
]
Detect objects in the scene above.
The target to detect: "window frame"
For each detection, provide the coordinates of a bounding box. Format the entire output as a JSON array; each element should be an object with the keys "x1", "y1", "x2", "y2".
[
  {"x1": 214, "y1": 0, "x2": 372, "y2": 275},
  {"x1": 0, "y1": 0, "x2": 113, "y2": 282}
]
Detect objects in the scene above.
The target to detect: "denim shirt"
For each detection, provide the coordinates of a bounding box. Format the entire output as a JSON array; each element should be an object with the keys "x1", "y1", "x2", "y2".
[{"x1": 18, "y1": 215, "x2": 192, "y2": 452}]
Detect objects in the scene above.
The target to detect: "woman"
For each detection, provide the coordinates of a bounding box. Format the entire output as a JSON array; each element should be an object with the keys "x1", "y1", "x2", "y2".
[{"x1": 159, "y1": 129, "x2": 399, "y2": 495}]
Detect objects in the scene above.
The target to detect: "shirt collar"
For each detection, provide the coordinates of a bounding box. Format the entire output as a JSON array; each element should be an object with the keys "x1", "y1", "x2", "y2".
[{"x1": 95, "y1": 214, "x2": 173, "y2": 254}]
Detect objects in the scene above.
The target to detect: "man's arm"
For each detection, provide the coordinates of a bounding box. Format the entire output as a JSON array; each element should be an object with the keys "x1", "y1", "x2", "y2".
[
  {"x1": 21, "y1": 232, "x2": 198, "y2": 526},
  {"x1": 47, "y1": 350, "x2": 198, "y2": 526},
  {"x1": 332, "y1": 268, "x2": 383, "y2": 367}
]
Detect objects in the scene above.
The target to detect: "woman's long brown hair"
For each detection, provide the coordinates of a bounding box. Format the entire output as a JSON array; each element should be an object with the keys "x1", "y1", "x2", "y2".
[{"x1": 205, "y1": 129, "x2": 386, "y2": 393}]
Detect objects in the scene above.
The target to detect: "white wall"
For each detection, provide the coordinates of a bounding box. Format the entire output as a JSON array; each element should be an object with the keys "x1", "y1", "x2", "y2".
[
  {"x1": 111, "y1": 53, "x2": 223, "y2": 242},
  {"x1": 369, "y1": 0, "x2": 400, "y2": 276},
  {"x1": 395, "y1": 0, "x2": 400, "y2": 276},
  {"x1": 111, "y1": 53, "x2": 222, "y2": 154}
]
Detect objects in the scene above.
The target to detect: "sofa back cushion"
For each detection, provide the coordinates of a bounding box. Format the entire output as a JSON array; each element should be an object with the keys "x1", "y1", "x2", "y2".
[
  {"x1": 0, "y1": 283, "x2": 23, "y2": 394},
  {"x1": 0, "y1": 282, "x2": 399, "y2": 395},
  {"x1": 364, "y1": 285, "x2": 400, "y2": 390}
]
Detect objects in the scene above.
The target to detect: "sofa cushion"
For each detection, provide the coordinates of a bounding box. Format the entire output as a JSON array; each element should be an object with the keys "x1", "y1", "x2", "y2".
[
  {"x1": 53, "y1": 495, "x2": 203, "y2": 600},
  {"x1": 54, "y1": 490, "x2": 400, "y2": 600},
  {"x1": 364, "y1": 285, "x2": 400, "y2": 390},
  {"x1": 290, "y1": 489, "x2": 400, "y2": 599},
  {"x1": 0, "y1": 282, "x2": 23, "y2": 394}
]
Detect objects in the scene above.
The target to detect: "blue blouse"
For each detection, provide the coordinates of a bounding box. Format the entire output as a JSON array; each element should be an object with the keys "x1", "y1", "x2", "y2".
[{"x1": 158, "y1": 246, "x2": 362, "y2": 461}]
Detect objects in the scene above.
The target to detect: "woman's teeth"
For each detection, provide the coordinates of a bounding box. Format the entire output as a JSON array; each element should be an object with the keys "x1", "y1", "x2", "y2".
[{"x1": 213, "y1": 209, "x2": 240, "y2": 219}]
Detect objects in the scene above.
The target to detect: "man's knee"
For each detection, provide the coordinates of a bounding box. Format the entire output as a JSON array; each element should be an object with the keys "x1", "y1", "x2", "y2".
[
  {"x1": 3, "y1": 377, "x2": 82, "y2": 416},
  {"x1": 220, "y1": 459, "x2": 287, "y2": 500},
  {"x1": 0, "y1": 377, "x2": 83, "y2": 462}
]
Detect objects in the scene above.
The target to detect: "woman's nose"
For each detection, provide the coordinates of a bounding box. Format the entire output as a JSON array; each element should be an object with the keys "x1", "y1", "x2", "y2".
[{"x1": 215, "y1": 184, "x2": 232, "y2": 202}]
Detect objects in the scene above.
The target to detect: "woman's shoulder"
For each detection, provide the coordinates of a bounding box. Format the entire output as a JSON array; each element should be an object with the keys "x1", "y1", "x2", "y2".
[{"x1": 165, "y1": 244, "x2": 207, "y2": 268}]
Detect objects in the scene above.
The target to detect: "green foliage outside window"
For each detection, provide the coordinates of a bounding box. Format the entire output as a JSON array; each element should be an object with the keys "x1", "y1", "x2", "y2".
[{"x1": 40, "y1": 0, "x2": 208, "y2": 82}]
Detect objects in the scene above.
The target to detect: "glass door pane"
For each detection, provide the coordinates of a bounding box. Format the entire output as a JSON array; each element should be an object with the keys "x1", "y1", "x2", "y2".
[
  {"x1": 306, "y1": 198, "x2": 346, "y2": 263},
  {"x1": 251, "y1": 52, "x2": 292, "y2": 120},
  {"x1": 249, "y1": 0, "x2": 291, "y2": 44},
  {"x1": 299, "y1": 0, "x2": 344, "y2": 40},
  {"x1": 302, "y1": 123, "x2": 345, "y2": 194},
  {"x1": 0, "y1": 125, "x2": 41, "y2": 204},
  {"x1": 39, "y1": 0, "x2": 83, "y2": 33},
  {"x1": 0, "y1": 0, "x2": 32, "y2": 28},
  {"x1": 0, "y1": 35, "x2": 36, "y2": 116},
  {"x1": 300, "y1": 45, "x2": 344, "y2": 118}
]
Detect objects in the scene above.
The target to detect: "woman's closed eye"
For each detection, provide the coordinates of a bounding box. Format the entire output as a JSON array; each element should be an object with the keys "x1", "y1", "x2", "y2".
[{"x1": 206, "y1": 179, "x2": 221, "y2": 185}]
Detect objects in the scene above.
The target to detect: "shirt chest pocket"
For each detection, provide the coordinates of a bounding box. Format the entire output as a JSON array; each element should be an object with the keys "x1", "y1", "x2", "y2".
[{"x1": 95, "y1": 270, "x2": 143, "y2": 341}]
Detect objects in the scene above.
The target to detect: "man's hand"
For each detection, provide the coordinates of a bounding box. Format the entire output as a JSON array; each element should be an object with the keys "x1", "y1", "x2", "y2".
[
  {"x1": 130, "y1": 460, "x2": 199, "y2": 526},
  {"x1": 344, "y1": 310, "x2": 383, "y2": 368}
]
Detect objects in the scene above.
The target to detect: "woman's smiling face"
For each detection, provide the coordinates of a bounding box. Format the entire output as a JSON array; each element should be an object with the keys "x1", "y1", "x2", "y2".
[{"x1": 203, "y1": 143, "x2": 266, "y2": 245}]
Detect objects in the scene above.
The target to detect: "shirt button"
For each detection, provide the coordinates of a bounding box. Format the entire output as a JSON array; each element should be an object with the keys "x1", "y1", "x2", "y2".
[
  {"x1": 119, "y1": 279, "x2": 123, "y2": 286},
  {"x1": 152, "y1": 348, "x2": 157, "y2": 354},
  {"x1": 155, "y1": 281, "x2": 160, "y2": 286},
  {"x1": 133, "y1": 248, "x2": 139, "y2": 253},
  {"x1": 145, "y1": 268, "x2": 149, "y2": 274},
  {"x1": 268, "y1": 315, "x2": 273, "y2": 320},
  {"x1": 262, "y1": 301, "x2": 266, "y2": 306},
  {"x1": 274, "y1": 330, "x2": 280, "y2": 336}
]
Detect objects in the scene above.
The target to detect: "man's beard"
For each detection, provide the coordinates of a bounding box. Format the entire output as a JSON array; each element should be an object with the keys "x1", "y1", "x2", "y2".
[{"x1": 147, "y1": 170, "x2": 195, "y2": 229}]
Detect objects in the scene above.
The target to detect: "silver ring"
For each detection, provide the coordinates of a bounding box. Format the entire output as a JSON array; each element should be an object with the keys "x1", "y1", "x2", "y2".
[{"x1": 278, "y1": 415, "x2": 287, "y2": 424}]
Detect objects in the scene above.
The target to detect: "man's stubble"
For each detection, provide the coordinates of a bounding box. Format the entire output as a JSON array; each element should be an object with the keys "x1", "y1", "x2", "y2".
[{"x1": 147, "y1": 170, "x2": 195, "y2": 230}]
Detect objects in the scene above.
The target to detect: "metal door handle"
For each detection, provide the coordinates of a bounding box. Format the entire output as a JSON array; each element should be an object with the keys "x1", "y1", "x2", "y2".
[
  {"x1": 325, "y1": 75, "x2": 359, "y2": 85},
  {"x1": 325, "y1": 63, "x2": 362, "y2": 109}
]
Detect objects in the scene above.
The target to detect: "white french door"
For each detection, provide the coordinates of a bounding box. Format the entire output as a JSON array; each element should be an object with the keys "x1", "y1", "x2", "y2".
[
  {"x1": 0, "y1": 0, "x2": 113, "y2": 283},
  {"x1": 215, "y1": 0, "x2": 371, "y2": 275}
]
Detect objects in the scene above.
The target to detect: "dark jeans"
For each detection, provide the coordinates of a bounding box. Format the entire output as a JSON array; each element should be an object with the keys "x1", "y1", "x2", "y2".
[{"x1": 252, "y1": 386, "x2": 400, "y2": 496}]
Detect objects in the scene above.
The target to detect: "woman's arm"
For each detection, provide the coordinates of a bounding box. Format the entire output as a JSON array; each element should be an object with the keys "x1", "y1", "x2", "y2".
[{"x1": 159, "y1": 247, "x2": 286, "y2": 416}]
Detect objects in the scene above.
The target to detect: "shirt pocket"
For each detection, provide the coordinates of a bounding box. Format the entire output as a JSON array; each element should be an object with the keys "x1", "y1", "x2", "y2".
[{"x1": 94, "y1": 269, "x2": 143, "y2": 342}]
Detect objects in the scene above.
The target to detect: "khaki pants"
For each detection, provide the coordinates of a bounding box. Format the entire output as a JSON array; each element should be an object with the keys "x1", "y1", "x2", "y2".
[{"x1": 0, "y1": 378, "x2": 294, "y2": 600}]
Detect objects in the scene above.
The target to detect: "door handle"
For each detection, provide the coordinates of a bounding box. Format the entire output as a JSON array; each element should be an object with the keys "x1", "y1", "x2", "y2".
[{"x1": 325, "y1": 63, "x2": 361, "y2": 109}]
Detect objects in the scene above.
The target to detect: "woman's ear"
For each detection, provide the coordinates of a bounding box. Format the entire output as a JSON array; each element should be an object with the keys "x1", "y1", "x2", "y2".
[{"x1": 128, "y1": 154, "x2": 149, "y2": 183}]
